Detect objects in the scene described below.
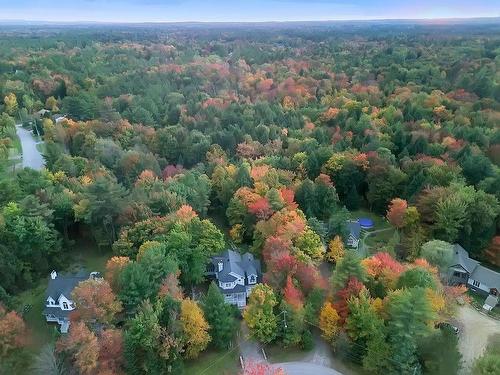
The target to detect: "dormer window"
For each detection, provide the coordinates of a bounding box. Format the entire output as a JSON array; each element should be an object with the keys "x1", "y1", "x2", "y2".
[
  {"x1": 249, "y1": 275, "x2": 256, "y2": 284},
  {"x1": 218, "y1": 262, "x2": 223, "y2": 272}
]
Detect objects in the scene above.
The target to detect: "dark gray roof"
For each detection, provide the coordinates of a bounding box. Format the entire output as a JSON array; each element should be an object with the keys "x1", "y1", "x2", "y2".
[
  {"x1": 451, "y1": 244, "x2": 480, "y2": 274},
  {"x1": 347, "y1": 221, "x2": 361, "y2": 240},
  {"x1": 221, "y1": 284, "x2": 247, "y2": 294},
  {"x1": 211, "y1": 249, "x2": 261, "y2": 283},
  {"x1": 471, "y1": 265, "x2": 500, "y2": 291},
  {"x1": 484, "y1": 295, "x2": 499, "y2": 308},
  {"x1": 45, "y1": 270, "x2": 89, "y2": 301},
  {"x1": 43, "y1": 306, "x2": 72, "y2": 320}
]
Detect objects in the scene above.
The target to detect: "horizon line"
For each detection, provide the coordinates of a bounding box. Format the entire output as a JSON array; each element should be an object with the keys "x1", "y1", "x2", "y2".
[{"x1": 0, "y1": 16, "x2": 499, "y2": 26}]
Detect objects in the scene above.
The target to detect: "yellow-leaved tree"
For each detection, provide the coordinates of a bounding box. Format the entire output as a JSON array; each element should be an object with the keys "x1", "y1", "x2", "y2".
[
  {"x1": 180, "y1": 299, "x2": 210, "y2": 359},
  {"x1": 326, "y1": 235, "x2": 345, "y2": 263},
  {"x1": 319, "y1": 302, "x2": 340, "y2": 343}
]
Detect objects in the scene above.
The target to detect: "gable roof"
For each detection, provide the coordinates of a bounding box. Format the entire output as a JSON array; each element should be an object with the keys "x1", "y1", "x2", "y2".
[
  {"x1": 211, "y1": 249, "x2": 261, "y2": 283},
  {"x1": 471, "y1": 265, "x2": 500, "y2": 291},
  {"x1": 347, "y1": 221, "x2": 361, "y2": 240},
  {"x1": 451, "y1": 244, "x2": 480, "y2": 274},
  {"x1": 45, "y1": 270, "x2": 89, "y2": 301}
]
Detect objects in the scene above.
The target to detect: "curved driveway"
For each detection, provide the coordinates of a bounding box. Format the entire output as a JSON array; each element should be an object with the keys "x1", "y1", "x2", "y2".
[
  {"x1": 16, "y1": 125, "x2": 44, "y2": 170},
  {"x1": 456, "y1": 305, "x2": 500, "y2": 373}
]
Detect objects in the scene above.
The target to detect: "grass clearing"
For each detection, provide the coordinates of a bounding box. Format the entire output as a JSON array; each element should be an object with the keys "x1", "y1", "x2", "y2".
[
  {"x1": 266, "y1": 344, "x2": 310, "y2": 363},
  {"x1": 365, "y1": 228, "x2": 397, "y2": 247},
  {"x1": 67, "y1": 238, "x2": 112, "y2": 274},
  {"x1": 184, "y1": 348, "x2": 240, "y2": 375},
  {"x1": 468, "y1": 290, "x2": 500, "y2": 319},
  {"x1": 12, "y1": 282, "x2": 59, "y2": 352}
]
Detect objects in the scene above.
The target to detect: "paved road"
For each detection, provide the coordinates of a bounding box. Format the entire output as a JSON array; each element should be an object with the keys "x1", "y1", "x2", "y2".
[
  {"x1": 237, "y1": 322, "x2": 265, "y2": 362},
  {"x1": 238, "y1": 322, "x2": 345, "y2": 375},
  {"x1": 16, "y1": 125, "x2": 44, "y2": 170},
  {"x1": 273, "y1": 362, "x2": 343, "y2": 375},
  {"x1": 456, "y1": 304, "x2": 500, "y2": 373}
]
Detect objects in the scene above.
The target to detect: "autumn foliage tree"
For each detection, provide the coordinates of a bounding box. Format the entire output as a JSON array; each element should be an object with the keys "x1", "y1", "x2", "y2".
[
  {"x1": 319, "y1": 302, "x2": 340, "y2": 344},
  {"x1": 240, "y1": 360, "x2": 286, "y2": 375},
  {"x1": 105, "y1": 256, "x2": 131, "y2": 292},
  {"x1": 326, "y1": 235, "x2": 345, "y2": 263},
  {"x1": 244, "y1": 284, "x2": 278, "y2": 344},
  {"x1": 71, "y1": 278, "x2": 123, "y2": 325},
  {"x1": 180, "y1": 299, "x2": 210, "y2": 359},
  {"x1": 0, "y1": 305, "x2": 28, "y2": 357},
  {"x1": 386, "y1": 198, "x2": 408, "y2": 229},
  {"x1": 283, "y1": 276, "x2": 304, "y2": 310},
  {"x1": 58, "y1": 321, "x2": 99, "y2": 375}
]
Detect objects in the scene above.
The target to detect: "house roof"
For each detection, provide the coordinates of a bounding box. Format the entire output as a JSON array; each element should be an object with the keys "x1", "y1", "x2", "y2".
[
  {"x1": 43, "y1": 306, "x2": 72, "y2": 320},
  {"x1": 451, "y1": 244, "x2": 480, "y2": 274},
  {"x1": 45, "y1": 270, "x2": 89, "y2": 302},
  {"x1": 471, "y1": 265, "x2": 500, "y2": 291},
  {"x1": 484, "y1": 295, "x2": 499, "y2": 308},
  {"x1": 347, "y1": 221, "x2": 361, "y2": 240},
  {"x1": 211, "y1": 249, "x2": 261, "y2": 283},
  {"x1": 222, "y1": 284, "x2": 247, "y2": 294}
]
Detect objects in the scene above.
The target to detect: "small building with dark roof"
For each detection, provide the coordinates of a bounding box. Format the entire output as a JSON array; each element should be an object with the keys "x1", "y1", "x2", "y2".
[{"x1": 207, "y1": 249, "x2": 261, "y2": 308}]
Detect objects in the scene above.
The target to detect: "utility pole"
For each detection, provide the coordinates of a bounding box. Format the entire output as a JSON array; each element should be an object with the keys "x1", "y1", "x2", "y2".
[{"x1": 279, "y1": 310, "x2": 287, "y2": 329}]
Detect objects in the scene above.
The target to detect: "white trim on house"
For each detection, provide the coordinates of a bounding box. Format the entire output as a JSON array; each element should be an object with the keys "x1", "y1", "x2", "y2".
[
  {"x1": 468, "y1": 278, "x2": 489, "y2": 294},
  {"x1": 347, "y1": 234, "x2": 359, "y2": 249}
]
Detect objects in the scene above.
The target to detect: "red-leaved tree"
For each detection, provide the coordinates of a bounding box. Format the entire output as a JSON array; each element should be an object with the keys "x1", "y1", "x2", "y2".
[
  {"x1": 386, "y1": 198, "x2": 408, "y2": 229},
  {"x1": 283, "y1": 276, "x2": 304, "y2": 309}
]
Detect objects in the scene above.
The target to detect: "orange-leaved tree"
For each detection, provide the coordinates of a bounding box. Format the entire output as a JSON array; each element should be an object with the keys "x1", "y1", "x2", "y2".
[{"x1": 71, "y1": 278, "x2": 122, "y2": 325}]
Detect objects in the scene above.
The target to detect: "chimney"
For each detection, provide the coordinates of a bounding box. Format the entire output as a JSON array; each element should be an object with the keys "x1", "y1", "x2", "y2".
[{"x1": 50, "y1": 270, "x2": 57, "y2": 280}]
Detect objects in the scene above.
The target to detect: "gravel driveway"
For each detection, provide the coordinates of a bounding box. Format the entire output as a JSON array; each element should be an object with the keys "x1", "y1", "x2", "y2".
[{"x1": 456, "y1": 305, "x2": 500, "y2": 372}]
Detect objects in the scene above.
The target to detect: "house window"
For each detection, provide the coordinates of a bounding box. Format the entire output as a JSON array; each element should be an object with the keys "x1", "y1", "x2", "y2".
[
  {"x1": 63, "y1": 302, "x2": 68, "y2": 310},
  {"x1": 453, "y1": 272, "x2": 462, "y2": 278},
  {"x1": 249, "y1": 275, "x2": 256, "y2": 284},
  {"x1": 473, "y1": 280, "x2": 480, "y2": 288}
]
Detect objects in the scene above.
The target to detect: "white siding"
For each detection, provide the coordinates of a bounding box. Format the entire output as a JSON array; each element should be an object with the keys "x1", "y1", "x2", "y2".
[{"x1": 467, "y1": 278, "x2": 489, "y2": 294}]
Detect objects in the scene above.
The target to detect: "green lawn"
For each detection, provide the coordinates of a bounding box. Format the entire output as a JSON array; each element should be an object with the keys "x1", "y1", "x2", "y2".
[
  {"x1": 468, "y1": 290, "x2": 500, "y2": 319},
  {"x1": 365, "y1": 228, "x2": 397, "y2": 248},
  {"x1": 184, "y1": 348, "x2": 240, "y2": 375},
  {"x1": 12, "y1": 283, "x2": 59, "y2": 351},
  {"x1": 265, "y1": 344, "x2": 310, "y2": 363},
  {"x1": 67, "y1": 238, "x2": 112, "y2": 274}
]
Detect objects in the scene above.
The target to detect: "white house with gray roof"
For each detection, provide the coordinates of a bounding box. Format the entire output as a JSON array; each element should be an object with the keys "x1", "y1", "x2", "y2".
[
  {"x1": 43, "y1": 269, "x2": 99, "y2": 333},
  {"x1": 207, "y1": 249, "x2": 261, "y2": 308},
  {"x1": 448, "y1": 244, "x2": 500, "y2": 300},
  {"x1": 346, "y1": 221, "x2": 361, "y2": 249}
]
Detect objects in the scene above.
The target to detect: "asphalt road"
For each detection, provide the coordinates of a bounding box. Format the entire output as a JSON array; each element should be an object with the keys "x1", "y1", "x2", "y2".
[
  {"x1": 274, "y1": 362, "x2": 344, "y2": 375},
  {"x1": 16, "y1": 125, "x2": 44, "y2": 170}
]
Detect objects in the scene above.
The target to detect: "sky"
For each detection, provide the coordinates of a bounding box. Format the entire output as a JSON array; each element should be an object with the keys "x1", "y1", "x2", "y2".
[{"x1": 0, "y1": 0, "x2": 499, "y2": 23}]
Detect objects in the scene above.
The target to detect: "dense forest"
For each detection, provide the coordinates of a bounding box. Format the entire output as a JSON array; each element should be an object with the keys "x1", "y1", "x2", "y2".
[{"x1": 0, "y1": 21, "x2": 499, "y2": 375}]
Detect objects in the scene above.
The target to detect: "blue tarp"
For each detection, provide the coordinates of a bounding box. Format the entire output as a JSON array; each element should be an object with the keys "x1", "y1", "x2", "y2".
[{"x1": 358, "y1": 217, "x2": 374, "y2": 229}]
